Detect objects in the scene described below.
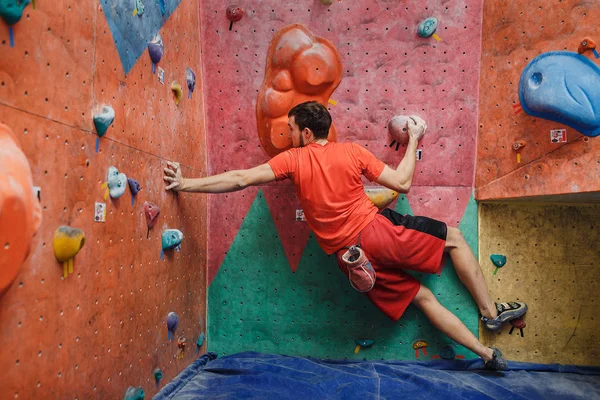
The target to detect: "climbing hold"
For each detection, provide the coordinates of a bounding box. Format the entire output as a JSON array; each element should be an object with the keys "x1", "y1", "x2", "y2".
[
  {"x1": 439, "y1": 345, "x2": 456, "y2": 360},
  {"x1": 0, "y1": 123, "x2": 42, "y2": 296},
  {"x1": 167, "y1": 312, "x2": 179, "y2": 341},
  {"x1": 518, "y1": 51, "x2": 600, "y2": 137},
  {"x1": 0, "y1": 0, "x2": 31, "y2": 47},
  {"x1": 354, "y1": 339, "x2": 374, "y2": 354},
  {"x1": 123, "y1": 386, "x2": 145, "y2": 400},
  {"x1": 93, "y1": 105, "x2": 115, "y2": 152},
  {"x1": 186, "y1": 68, "x2": 196, "y2": 99},
  {"x1": 154, "y1": 368, "x2": 163, "y2": 388},
  {"x1": 512, "y1": 140, "x2": 526, "y2": 163},
  {"x1": 196, "y1": 332, "x2": 205, "y2": 353},
  {"x1": 388, "y1": 115, "x2": 427, "y2": 151},
  {"x1": 509, "y1": 317, "x2": 526, "y2": 337},
  {"x1": 93, "y1": 105, "x2": 115, "y2": 138},
  {"x1": 143, "y1": 201, "x2": 160, "y2": 238},
  {"x1": 133, "y1": 0, "x2": 144, "y2": 16},
  {"x1": 578, "y1": 37, "x2": 599, "y2": 59},
  {"x1": 101, "y1": 166, "x2": 127, "y2": 200},
  {"x1": 417, "y1": 17, "x2": 439, "y2": 40},
  {"x1": 171, "y1": 81, "x2": 183, "y2": 105},
  {"x1": 127, "y1": 178, "x2": 141, "y2": 206},
  {"x1": 413, "y1": 340, "x2": 429, "y2": 358},
  {"x1": 148, "y1": 33, "x2": 164, "y2": 74},
  {"x1": 176, "y1": 336, "x2": 187, "y2": 359},
  {"x1": 319, "y1": 0, "x2": 333, "y2": 6},
  {"x1": 157, "y1": 0, "x2": 165, "y2": 15},
  {"x1": 257, "y1": 24, "x2": 343, "y2": 157},
  {"x1": 364, "y1": 187, "x2": 398, "y2": 209},
  {"x1": 490, "y1": 254, "x2": 506, "y2": 268},
  {"x1": 53, "y1": 226, "x2": 85, "y2": 279},
  {"x1": 226, "y1": 5, "x2": 244, "y2": 31},
  {"x1": 490, "y1": 254, "x2": 506, "y2": 275},
  {"x1": 161, "y1": 229, "x2": 183, "y2": 259}
]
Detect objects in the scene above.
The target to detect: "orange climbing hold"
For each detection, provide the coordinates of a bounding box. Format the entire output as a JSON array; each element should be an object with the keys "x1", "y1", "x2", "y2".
[
  {"x1": 0, "y1": 123, "x2": 42, "y2": 296},
  {"x1": 256, "y1": 24, "x2": 343, "y2": 157}
]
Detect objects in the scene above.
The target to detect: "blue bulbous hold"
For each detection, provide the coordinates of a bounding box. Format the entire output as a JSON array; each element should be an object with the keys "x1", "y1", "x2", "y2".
[
  {"x1": 148, "y1": 33, "x2": 164, "y2": 64},
  {"x1": 519, "y1": 51, "x2": 600, "y2": 137},
  {"x1": 417, "y1": 17, "x2": 438, "y2": 38}
]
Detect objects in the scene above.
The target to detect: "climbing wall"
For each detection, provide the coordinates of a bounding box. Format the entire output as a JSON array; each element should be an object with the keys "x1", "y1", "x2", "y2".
[
  {"x1": 475, "y1": 1, "x2": 600, "y2": 201},
  {"x1": 202, "y1": 0, "x2": 485, "y2": 360},
  {"x1": 479, "y1": 203, "x2": 600, "y2": 366},
  {"x1": 209, "y1": 192, "x2": 480, "y2": 360},
  {"x1": 0, "y1": 0, "x2": 207, "y2": 398}
]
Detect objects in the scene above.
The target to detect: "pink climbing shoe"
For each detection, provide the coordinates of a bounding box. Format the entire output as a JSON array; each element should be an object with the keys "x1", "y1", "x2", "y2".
[{"x1": 341, "y1": 246, "x2": 376, "y2": 292}]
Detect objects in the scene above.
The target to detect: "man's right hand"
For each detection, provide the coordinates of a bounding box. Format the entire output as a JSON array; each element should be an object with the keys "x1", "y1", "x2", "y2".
[
  {"x1": 407, "y1": 116, "x2": 427, "y2": 142},
  {"x1": 164, "y1": 161, "x2": 185, "y2": 191}
]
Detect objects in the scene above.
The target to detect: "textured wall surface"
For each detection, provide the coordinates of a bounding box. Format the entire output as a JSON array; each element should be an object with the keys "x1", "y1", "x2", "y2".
[
  {"x1": 479, "y1": 203, "x2": 600, "y2": 366},
  {"x1": 475, "y1": 1, "x2": 600, "y2": 201},
  {"x1": 0, "y1": 0, "x2": 207, "y2": 398}
]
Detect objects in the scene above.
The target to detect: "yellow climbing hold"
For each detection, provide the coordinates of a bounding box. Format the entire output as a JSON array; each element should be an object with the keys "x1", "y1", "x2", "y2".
[
  {"x1": 364, "y1": 187, "x2": 398, "y2": 209},
  {"x1": 432, "y1": 33, "x2": 441, "y2": 42},
  {"x1": 328, "y1": 99, "x2": 337, "y2": 106},
  {"x1": 171, "y1": 81, "x2": 183, "y2": 106},
  {"x1": 53, "y1": 226, "x2": 85, "y2": 279}
]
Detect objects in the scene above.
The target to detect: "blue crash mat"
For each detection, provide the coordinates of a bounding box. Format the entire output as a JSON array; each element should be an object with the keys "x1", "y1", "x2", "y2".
[{"x1": 155, "y1": 351, "x2": 600, "y2": 399}]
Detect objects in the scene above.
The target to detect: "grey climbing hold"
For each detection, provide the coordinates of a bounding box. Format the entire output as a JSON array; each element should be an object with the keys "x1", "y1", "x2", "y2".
[{"x1": 107, "y1": 166, "x2": 127, "y2": 199}]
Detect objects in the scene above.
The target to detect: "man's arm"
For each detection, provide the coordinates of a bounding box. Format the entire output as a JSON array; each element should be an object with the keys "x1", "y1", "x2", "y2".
[
  {"x1": 375, "y1": 137, "x2": 418, "y2": 193},
  {"x1": 375, "y1": 116, "x2": 426, "y2": 193},
  {"x1": 164, "y1": 162, "x2": 276, "y2": 193}
]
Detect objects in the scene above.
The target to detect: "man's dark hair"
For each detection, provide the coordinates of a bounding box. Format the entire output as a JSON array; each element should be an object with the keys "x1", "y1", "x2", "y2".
[{"x1": 288, "y1": 101, "x2": 332, "y2": 139}]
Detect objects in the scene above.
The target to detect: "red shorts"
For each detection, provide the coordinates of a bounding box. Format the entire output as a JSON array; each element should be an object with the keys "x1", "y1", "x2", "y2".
[{"x1": 336, "y1": 208, "x2": 447, "y2": 321}]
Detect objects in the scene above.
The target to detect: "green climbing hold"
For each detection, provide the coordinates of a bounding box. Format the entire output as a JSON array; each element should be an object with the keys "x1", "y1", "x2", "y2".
[
  {"x1": 0, "y1": 0, "x2": 31, "y2": 25},
  {"x1": 93, "y1": 105, "x2": 115, "y2": 138},
  {"x1": 417, "y1": 17, "x2": 438, "y2": 38},
  {"x1": 123, "y1": 386, "x2": 144, "y2": 400},
  {"x1": 490, "y1": 254, "x2": 507, "y2": 268}
]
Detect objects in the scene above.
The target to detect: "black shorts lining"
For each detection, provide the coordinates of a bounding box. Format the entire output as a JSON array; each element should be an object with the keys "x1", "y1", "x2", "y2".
[{"x1": 380, "y1": 208, "x2": 447, "y2": 241}]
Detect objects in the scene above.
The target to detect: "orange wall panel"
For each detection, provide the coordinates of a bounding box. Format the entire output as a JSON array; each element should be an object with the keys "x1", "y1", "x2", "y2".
[{"x1": 475, "y1": 1, "x2": 600, "y2": 201}]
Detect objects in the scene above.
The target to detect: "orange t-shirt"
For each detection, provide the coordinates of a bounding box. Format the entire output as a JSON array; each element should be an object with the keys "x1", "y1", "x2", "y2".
[{"x1": 267, "y1": 142, "x2": 386, "y2": 255}]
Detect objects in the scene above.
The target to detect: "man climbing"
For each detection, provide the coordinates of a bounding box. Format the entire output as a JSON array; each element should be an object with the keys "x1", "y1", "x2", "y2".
[{"x1": 163, "y1": 101, "x2": 527, "y2": 370}]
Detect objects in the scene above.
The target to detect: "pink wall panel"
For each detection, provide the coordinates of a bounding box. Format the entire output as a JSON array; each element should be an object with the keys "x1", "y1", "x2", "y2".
[{"x1": 200, "y1": 0, "x2": 485, "y2": 282}]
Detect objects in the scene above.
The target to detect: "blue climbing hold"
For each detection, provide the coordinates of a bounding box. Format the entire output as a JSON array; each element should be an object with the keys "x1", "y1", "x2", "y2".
[
  {"x1": 519, "y1": 51, "x2": 600, "y2": 137},
  {"x1": 196, "y1": 332, "x2": 205, "y2": 353},
  {"x1": 440, "y1": 345, "x2": 456, "y2": 360}
]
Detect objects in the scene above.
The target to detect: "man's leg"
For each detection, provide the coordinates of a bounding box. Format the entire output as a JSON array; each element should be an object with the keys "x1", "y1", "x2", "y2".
[
  {"x1": 444, "y1": 227, "x2": 497, "y2": 320},
  {"x1": 412, "y1": 285, "x2": 494, "y2": 361}
]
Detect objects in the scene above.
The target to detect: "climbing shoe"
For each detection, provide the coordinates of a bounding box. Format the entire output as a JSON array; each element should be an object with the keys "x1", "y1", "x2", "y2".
[
  {"x1": 482, "y1": 301, "x2": 528, "y2": 331},
  {"x1": 484, "y1": 348, "x2": 508, "y2": 371}
]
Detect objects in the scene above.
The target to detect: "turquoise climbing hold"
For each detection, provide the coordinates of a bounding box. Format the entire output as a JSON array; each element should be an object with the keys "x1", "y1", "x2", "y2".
[
  {"x1": 0, "y1": 0, "x2": 31, "y2": 25},
  {"x1": 355, "y1": 339, "x2": 374, "y2": 348},
  {"x1": 153, "y1": 368, "x2": 163, "y2": 388},
  {"x1": 93, "y1": 105, "x2": 115, "y2": 138},
  {"x1": 417, "y1": 17, "x2": 438, "y2": 38},
  {"x1": 123, "y1": 386, "x2": 144, "y2": 400},
  {"x1": 196, "y1": 332, "x2": 206, "y2": 353},
  {"x1": 490, "y1": 254, "x2": 507, "y2": 268},
  {"x1": 162, "y1": 229, "x2": 183, "y2": 251}
]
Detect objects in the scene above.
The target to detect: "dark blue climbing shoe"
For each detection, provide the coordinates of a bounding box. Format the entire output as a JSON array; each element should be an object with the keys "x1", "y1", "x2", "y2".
[
  {"x1": 485, "y1": 348, "x2": 508, "y2": 371},
  {"x1": 482, "y1": 301, "x2": 528, "y2": 331}
]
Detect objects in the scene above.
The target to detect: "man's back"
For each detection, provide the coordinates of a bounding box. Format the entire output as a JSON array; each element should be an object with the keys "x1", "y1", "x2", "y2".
[{"x1": 268, "y1": 141, "x2": 385, "y2": 254}]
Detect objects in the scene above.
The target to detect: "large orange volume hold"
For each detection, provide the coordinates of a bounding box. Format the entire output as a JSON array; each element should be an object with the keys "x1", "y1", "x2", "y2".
[
  {"x1": 257, "y1": 24, "x2": 343, "y2": 157},
  {"x1": 0, "y1": 123, "x2": 42, "y2": 296}
]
